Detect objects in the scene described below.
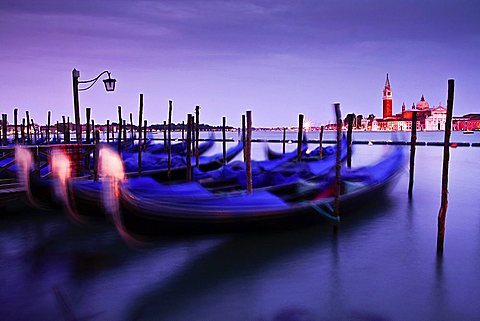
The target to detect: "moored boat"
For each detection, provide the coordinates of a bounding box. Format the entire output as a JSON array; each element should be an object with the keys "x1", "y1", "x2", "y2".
[{"x1": 115, "y1": 146, "x2": 405, "y2": 236}]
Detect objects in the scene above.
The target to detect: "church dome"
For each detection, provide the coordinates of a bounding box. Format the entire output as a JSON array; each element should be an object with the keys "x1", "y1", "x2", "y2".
[{"x1": 416, "y1": 95, "x2": 430, "y2": 110}]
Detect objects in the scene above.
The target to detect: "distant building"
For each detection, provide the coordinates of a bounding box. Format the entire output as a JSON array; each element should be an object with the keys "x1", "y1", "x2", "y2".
[
  {"x1": 452, "y1": 114, "x2": 480, "y2": 131},
  {"x1": 374, "y1": 74, "x2": 448, "y2": 131}
]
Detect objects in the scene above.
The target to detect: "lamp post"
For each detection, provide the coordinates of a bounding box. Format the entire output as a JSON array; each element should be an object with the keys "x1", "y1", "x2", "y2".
[{"x1": 72, "y1": 68, "x2": 116, "y2": 144}]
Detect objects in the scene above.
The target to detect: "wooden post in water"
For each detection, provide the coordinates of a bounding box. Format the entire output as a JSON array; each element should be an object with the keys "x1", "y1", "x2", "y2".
[
  {"x1": 334, "y1": 103, "x2": 342, "y2": 218},
  {"x1": 1, "y1": 114, "x2": 6, "y2": 145},
  {"x1": 106, "y1": 120, "x2": 110, "y2": 143},
  {"x1": 143, "y1": 120, "x2": 148, "y2": 152},
  {"x1": 246, "y1": 110, "x2": 253, "y2": 193},
  {"x1": 191, "y1": 115, "x2": 195, "y2": 159},
  {"x1": 69, "y1": 116, "x2": 73, "y2": 143},
  {"x1": 62, "y1": 116, "x2": 66, "y2": 143},
  {"x1": 195, "y1": 105, "x2": 200, "y2": 168},
  {"x1": 31, "y1": 119, "x2": 37, "y2": 144},
  {"x1": 26, "y1": 111, "x2": 31, "y2": 144},
  {"x1": 55, "y1": 121, "x2": 59, "y2": 142},
  {"x1": 91, "y1": 120, "x2": 95, "y2": 141},
  {"x1": 186, "y1": 114, "x2": 192, "y2": 182},
  {"x1": 138, "y1": 94, "x2": 144, "y2": 175},
  {"x1": 222, "y1": 116, "x2": 227, "y2": 164},
  {"x1": 117, "y1": 106, "x2": 122, "y2": 154},
  {"x1": 319, "y1": 125, "x2": 324, "y2": 159},
  {"x1": 14, "y1": 109, "x2": 19, "y2": 144},
  {"x1": 181, "y1": 120, "x2": 185, "y2": 143},
  {"x1": 21, "y1": 119, "x2": 25, "y2": 144},
  {"x1": 242, "y1": 114, "x2": 246, "y2": 162},
  {"x1": 122, "y1": 120, "x2": 127, "y2": 151},
  {"x1": 112, "y1": 121, "x2": 115, "y2": 142},
  {"x1": 408, "y1": 111, "x2": 417, "y2": 199},
  {"x1": 46, "y1": 111, "x2": 51, "y2": 143},
  {"x1": 86, "y1": 107, "x2": 91, "y2": 144},
  {"x1": 167, "y1": 100, "x2": 173, "y2": 179},
  {"x1": 66, "y1": 116, "x2": 71, "y2": 143},
  {"x1": 347, "y1": 113, "x2": 354, "y2": 168},
  {"x1": 437, "y1": 79, "x2": 455, "y2": 255},
  {"x1": 163, "y1": 120, "x2": 167, "y2": 153},
  {"x1": 94, "y1": 130, "x2": 100, "y2": 181},
  {"x1": 297, "y1": 114, "x2": 304, "y2": 162},
  {"x1": 282, "y1": 127, "x2": 286, "y2": 154},
  {"x1": 129, "y1": 112, "x2": 134, "y2": 143},
  {"x1": 67, "y1": 116, "x2": 71, "y2": 144}
]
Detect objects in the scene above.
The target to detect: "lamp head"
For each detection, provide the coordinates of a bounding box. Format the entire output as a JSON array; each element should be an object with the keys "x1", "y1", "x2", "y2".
[{"x1": 103, "y1": 76, "x2": 116, "y2": 92}]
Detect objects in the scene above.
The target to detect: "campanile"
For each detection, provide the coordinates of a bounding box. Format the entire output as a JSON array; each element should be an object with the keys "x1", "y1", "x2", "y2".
[{"x1": 383, "y1": 73, "x2": 393, "y2": 118}]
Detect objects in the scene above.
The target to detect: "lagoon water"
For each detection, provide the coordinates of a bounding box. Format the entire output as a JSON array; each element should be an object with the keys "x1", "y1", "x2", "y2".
[{"x1": 1, "y1": 131, "x2": 480, "y2": 321}]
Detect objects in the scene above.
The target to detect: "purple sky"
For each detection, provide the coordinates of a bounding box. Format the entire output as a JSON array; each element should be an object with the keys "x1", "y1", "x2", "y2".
[{"x1": 1, "y1": 0, "x2": 479, "y2": 127}]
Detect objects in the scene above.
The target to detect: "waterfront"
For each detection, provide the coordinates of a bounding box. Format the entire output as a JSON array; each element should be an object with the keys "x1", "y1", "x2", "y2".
[{"x1": 1, "y1": 131, "x2": 480, "y2": 320}]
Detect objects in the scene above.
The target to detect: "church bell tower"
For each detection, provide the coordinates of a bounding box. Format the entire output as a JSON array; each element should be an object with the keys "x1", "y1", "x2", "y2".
[{"x1": 383, "y1": 73, "x2": 393, "y2": 118}]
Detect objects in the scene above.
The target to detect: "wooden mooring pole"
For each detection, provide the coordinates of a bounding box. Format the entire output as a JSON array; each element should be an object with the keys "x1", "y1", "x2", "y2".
[
  {"x1": 21, "y1": 119, "x2": 25, "y2": 143},
  {"x1": 191, "y1": 115, "x2": 195, "y2": 164},
  {"x1": 242, "y1": 114, "x2": 246, "y2": 162},
  {"x1": 31, "y1": 119, "x2": 37, "y2": 143},
  {"x1": 143, "y1": 120, "x2": 147, "y2": 152},
  {"x1": 334, "y1": 103, "x2": 342, "y2": 218},
  {"x1": 46, "y1": 111, "x2": 51, "y2": 143},
  {"x1": 347, "y1": 114, "x2": 354, "y2": 168},
  {"x1": 186, "y1": 114, "x2": 193, "y2": 182},
  {"x1": 195, "y1": 105, "x2": 200, "y2": 168},
  {"x1": 437, "y1": 79, "x2": 455, "y2": 255},
  {"x1": 129, "y1": 112, "x2": 134, "y2": 142},
  {"x1": 222, "y1": 116, "x2": 227, "y2": 165},
  {"x1": 26, "y1": 111, "x2": 31, "y2": 144},
  {"x1": 246, "y1": 110, "x2": 253, "y2": 194},
  {"x1": 297, "y1": 114, "x2": 304, "y2": 162},
  {"x1": 138, "y1": 94, "x2": 144, "y2": 175},
  {"x1": 319, "y1": 125, "x2": 324, "y2": 159},
  {"x1": 86, "y1": 107, "x2": 91, "y2": 144},
  {"x1": 1, "y1": 114, "x2": 7, "y2": 145},
  {"x1": 67, "y1": 116, "x2": 71, "y2": 143},
  {"x1": 62, "y1": 116, "x2": 67, "y2": 143},
  {"x1": 282, "y1": 127, "x2": 286, "y2": 154},
  {"x1": 163, "y1": 120, "x2": 167, "y2": 153},
  {"x1": 55, "y1": 121, "x2": 59, "y2": 142},
  {"x1": 181, "y1": 120, "x2": 185, "y2": 143},
  {"x1": 408, "y1": 111, "x2": 417, "y2": 199},
  {"x1": 167, "y1": 100, "x2": 173, "y2": 180},
  {"x1": 122, "y1": 120, "x2": 127, "y2": 151},
  {"x1": 117, "y1": 106, "x2": 122, "y2": 154},
  {"x1": 14, "y1": 108, "x2": 19, "y2": 144},
  {"x1": 94, "y1": 130, "x2": 100, "y2": 181},
  {"x1": 106, "y1": 120, "x2": 110, "y2": 143}
]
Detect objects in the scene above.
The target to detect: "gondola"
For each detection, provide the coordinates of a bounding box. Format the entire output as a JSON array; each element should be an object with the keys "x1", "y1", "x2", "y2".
[
  {"x1": 195, "y1": 136, "x2": 347, "y2": 191},
  {"x1": 60, "y1": 140, "x2": 242, "y2": 220},
  {"x1": 22, "y1": 139, "x2": 243, "y2": 210},
  {"x1": 144, "y1": 133, "x2": 215, "y2": 155},
  {"x1": 265, "y1": 137, "x2": 342, "y2": 161},
  {"x1": 116, "y1": 145, "x2": 405, "y2": 236},
  {"x1": 66, "y1": 138, "x2": 343, "y2": 222}
]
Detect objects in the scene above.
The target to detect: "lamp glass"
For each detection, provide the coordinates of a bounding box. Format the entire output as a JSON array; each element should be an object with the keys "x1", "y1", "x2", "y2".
[{"x1": 103, "y1": 78, "x2": 116, "y2": 92}]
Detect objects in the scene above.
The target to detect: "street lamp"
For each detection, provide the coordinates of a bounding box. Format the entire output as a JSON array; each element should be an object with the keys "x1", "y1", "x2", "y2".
[{"x1": 72, "y1": 68, "x2": 116, "y2": 143}]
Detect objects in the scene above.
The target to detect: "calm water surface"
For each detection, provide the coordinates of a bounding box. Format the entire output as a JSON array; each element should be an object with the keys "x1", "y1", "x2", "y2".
[{"x1": 1, "y1": 132, "x2": 480, "y2": 320}]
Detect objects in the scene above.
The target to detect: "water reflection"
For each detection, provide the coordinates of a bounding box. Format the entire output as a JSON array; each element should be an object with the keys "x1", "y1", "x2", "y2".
[{"x1": 124, "y1": 199, "x2": 391, "y2": 321}]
